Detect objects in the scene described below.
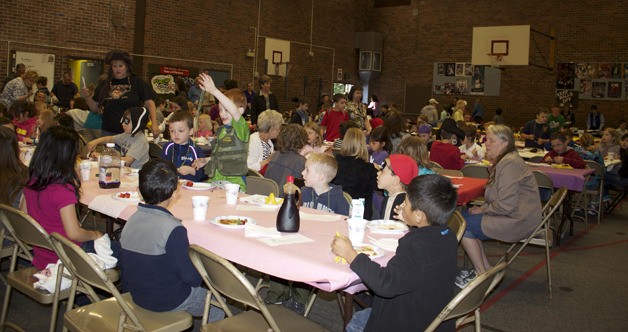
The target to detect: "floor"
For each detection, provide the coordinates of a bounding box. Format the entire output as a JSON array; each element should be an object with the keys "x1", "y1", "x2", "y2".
[{"x1": 1, "y1": 199, "x2": 627, "y2": 331}]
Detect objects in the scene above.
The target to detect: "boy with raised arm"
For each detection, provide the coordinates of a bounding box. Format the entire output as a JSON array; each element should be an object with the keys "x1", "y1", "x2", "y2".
[{"x1": 192, "y1": 73, "x2": 250, "y2": 190}]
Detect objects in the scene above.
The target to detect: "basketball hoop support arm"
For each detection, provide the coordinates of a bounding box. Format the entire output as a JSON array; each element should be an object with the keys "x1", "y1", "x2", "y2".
[{"x1": 529, "y1": 28, "x2": 555, "y2": 72}]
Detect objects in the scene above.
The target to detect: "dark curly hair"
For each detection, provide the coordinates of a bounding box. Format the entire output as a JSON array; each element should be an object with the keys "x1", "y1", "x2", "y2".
[{"x1": 276, "y1": 124, "x2": 307, "y2": 153}]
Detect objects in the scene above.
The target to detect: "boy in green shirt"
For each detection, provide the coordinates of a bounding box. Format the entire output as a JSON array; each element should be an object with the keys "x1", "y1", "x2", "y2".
[
  {"x1": 192, "y1": 73, "x2": 250, "y2": 190},
  {"x1": 547, "y1": 105, "x2": 565, "y2": 133}
]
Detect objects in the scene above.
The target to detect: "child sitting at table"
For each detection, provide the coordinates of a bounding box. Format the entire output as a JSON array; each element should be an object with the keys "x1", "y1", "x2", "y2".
[
  {"x1": 193, "y1": 73, "x2": 250, "y2": 190},
  {"x1": 195, "y1": 113, "x2": 213, "y2": 138},
  {"x1": 11, "y1": 101, "x2": 37, "y2": 142},
  {"x1": 368, "y1": 126, "x2": 391, "y2": 166},
  {"x1": 430, "y1": 119, "x2": 465, "y2": 170},
  {"x1": 543, "y1": 132, "x2": 586, "y2": 169},
  {"x1": 301, "y1": 152, "x2": 350, "y2": 215},
  {"x1": 598, "y1": 127, "x2": 621, "y2": 158},
  {"x1": 459, "y1": 125, "x2": 485, "y2": 161},
  {"x1": 22, "y1": 126, "x2": 103, "y2": 270},
  {"x1": 161, "y1": 110, "x2": 206, "y2": 181},
  {"x1": 376, "y1": 154, "x2": 418, "y2": 220},
  {"x1": 332, "y1": 174, "x2": 458, "y2": 331},
  {"x1": 118, "y1": 158, "x2": 225, "y2": 320},
  {"x1": 22, "y1": 108, "x2": 54, "y2": 145},
  {"x1": 520, "y1": 108, "x2": 550, "y2": 149},
  {"x1": 416, "y1": 124, "x2": 434, "y2": 150},
  {"x1": 87, "y1": 107, "x2": 150, "y2": 170},
  {"x1": 333, "y1": 120, "x2": 359, "y2": 149},
  {"x1": 265, "y1": 124, "x2": 308, "y2": 193},
  {"x1": 300, "y1": 121, "x2": 328, "y2": 157},
  {"x1": 0, "y1": 126, "x2": 28, "y2": 208}
]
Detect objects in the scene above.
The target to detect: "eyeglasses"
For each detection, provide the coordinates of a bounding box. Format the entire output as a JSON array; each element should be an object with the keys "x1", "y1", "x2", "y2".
[
  {"x1": 381, "y1": 161, "x2": 395, "y2": 176},
  {"x1": 121, "y1": 117, "x2": 131, "y2": 125}
]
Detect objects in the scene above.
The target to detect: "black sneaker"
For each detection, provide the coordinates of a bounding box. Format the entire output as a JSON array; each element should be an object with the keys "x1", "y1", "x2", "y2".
[{"x1": 455, "y1": 270, "x2": 477, "y2": 289}]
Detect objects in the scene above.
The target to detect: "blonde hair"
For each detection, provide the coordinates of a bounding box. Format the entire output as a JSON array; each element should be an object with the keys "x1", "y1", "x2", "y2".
[
  {"x1": 23, "y1": 71, "x2": 39, "y2": 82},
  {"x1": 306, "y1": 152, "x2": 338, "y2": 183},
  {"x1": 396, "y1": 136, "x2": 430, "y2": 168},
  {"x1": 340, "y1": 128, "x2": 369, "y2": 162},
  {"x1": 304, "y1": 121, "x2": 323, "y2": 147},
  {"x1": 257, "y1": 109, "x2": 284, "y2": 132},
  {"x1": 38, "y1": 109, "x2": 55, "y2": 132},
  {"x1": 602, "y1": 128, "x2": 619, "y2": 145},
  {"x1": 579, "y1": 133, "x2": 596, "y2": 151},
  {"x1": 198, "y1": 114, "x2": 211, "y2": 130}
]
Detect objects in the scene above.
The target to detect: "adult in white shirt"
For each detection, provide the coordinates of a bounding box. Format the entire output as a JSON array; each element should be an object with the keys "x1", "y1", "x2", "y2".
[{"x1": 247, "y1": 109, "x2": 283, "y2": 171}]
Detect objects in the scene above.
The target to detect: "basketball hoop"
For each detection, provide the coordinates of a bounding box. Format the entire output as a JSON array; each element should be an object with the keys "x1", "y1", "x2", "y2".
[
  {"x1": 273, "y1": 62, "x2": 291, "y2": 77},
  {"x1": 487, "y1": 53, "x2": 505, "y2": 70}
]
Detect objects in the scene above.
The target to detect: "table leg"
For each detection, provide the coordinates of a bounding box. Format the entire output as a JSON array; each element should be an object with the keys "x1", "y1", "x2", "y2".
[
  {"x1": 555, "y1": 191, "x2": 573, "y2": 248},
  {"x1": 336, "y1": 292, "x2": 354, "y2": 331}
]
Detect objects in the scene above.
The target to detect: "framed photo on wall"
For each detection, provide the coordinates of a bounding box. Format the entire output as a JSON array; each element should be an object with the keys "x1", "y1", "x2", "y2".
[
  {"x1": 372, "y1": 52, "x2": 381, "y2": 71},
  {"x1": 359, "y1": 51, "x2": 372, "y2": 70}
]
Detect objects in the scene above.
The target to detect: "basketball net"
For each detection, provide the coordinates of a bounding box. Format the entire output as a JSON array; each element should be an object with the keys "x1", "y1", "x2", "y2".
[
  {"x1": 488, "y1": 54, "x2": 504, "y2": 69},
  {"x1": 273, "y1": 62, "x2": 292, "y2": 77}
]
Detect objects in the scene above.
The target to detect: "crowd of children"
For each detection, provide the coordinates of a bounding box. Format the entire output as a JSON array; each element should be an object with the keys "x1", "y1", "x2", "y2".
[{"x1": 6, "y1": 69, "x2": 628, "y2": 330}]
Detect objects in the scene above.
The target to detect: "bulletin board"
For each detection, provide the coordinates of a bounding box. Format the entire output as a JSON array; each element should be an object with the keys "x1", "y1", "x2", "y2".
[
  {"x1": 15, "y1": 51, "x2": 56, "y2": 90},
  {"x1": 432, "y1": 62, "x2": 502, "y2": 96},
  {"x1": 555, "y1": 62, "x2": 627, "y2": 105}
]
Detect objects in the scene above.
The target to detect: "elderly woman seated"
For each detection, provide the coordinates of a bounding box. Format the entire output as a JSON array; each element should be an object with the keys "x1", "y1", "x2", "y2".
[
  {"x1": 247, "y1": 109, "x2": 283, "y2": 172},
  {"x1": 456, "y1": 124, "x2": 542, "y2": 288}
]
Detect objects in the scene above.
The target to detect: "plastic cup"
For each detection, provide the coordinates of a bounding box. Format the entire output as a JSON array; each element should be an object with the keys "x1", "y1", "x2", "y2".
[
  {"x1": 224, "y1": 184, "x2": 240, "y2": 205},
  {"x1": 192, "y1": 196, "x2": 210, "y2": 221},
  {"x1": 347, "y1": 218, "x2": 368, "y2": 244},
  {"x1": 79, "y1": 161, "x2": 92, "y2": 181}
]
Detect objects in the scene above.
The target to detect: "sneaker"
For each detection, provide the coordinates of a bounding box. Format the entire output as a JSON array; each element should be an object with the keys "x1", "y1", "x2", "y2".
[
  {"x1": 458, "y1": 269, "x2": 475, "y2": 279},
  {"x1": 281, "y1": 298, "x2": 305, "y2": 315},
  {"x1": 587, "y1": 208, "x2": 598, "y2": 216},
  {"x1": 455, "y1": 270, "x2": 477, "y2": 289}
]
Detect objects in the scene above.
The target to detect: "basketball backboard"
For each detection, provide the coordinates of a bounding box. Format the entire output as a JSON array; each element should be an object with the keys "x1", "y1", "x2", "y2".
[{"x1": 471, "y1": 25, "x2": 531, "y2": 66}]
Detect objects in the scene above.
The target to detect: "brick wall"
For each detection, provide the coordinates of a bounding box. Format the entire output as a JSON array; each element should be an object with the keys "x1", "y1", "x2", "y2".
[{"x1": 1, "y1": 0, "x2": 625, "y2": 128}]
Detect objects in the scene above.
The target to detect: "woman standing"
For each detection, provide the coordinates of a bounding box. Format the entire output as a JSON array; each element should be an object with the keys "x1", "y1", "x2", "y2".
[
  {"x1": 250, "y1": 74, "x2": 279, "y2": 126},
  {"x1": 81, "y1": 50, "x2": 158, "y2": 137},
  {"x1": 345, "y1": 86, "x2": 371, "y2": 134},
  {"x1": 456, "y1": 125, "x2": 541, "y2": 288},
  {"x1": 0, "y1": 71, "x2": 38, "y2": 109}
]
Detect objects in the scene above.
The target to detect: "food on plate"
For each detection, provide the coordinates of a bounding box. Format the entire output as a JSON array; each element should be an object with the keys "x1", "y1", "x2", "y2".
[
  {"x1": 354, "y1": 245, "x2": 377, "y2": 257},
  {"x1": 264, "y1": 193, "x2": 279, "y2": 205},
  {"x1": 117, "y1": 192, "x2": 132, "y2": 199},
  {"x1": 218, "y1": 218, "x2": 248, "y2": 226},
  {"x1": 185, "y1": 181, "x2": 194, "y2": 187}
]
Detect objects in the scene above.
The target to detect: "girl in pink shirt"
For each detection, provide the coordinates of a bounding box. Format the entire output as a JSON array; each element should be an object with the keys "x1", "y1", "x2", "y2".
[{"x1": 22, "y1": 126, "x2": 102, "y2": 269}]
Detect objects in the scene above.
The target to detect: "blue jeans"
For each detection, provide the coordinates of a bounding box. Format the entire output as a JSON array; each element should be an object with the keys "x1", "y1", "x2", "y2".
[
  {"x1": 461, "y1": 210, "x2": 491, "y2": 240},
  {"x1": 346, "y1": 308, "x2": 371, "y2": 332},
  {"x1": 171, "y1": 286, "x2": 225, "y2": 320}
]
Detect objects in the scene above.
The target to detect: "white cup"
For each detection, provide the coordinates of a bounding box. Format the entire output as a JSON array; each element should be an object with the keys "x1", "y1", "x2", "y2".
[
  {"x1": 79, "y1": 161, "x2": 92, "y2": 181},
  {"x1": 191, "y1": 196, "x2": 210, "y2": 221},
  {"x1": 224, "y1": 183, "x2": 240, "y2": 205},
  {"x1": 120, "y1": 160, "x2": 126, "y2": 168},
  {"x1": 347, "y1": 218, "x2": 368, "y2": 244},
  {"x1": 608, "y1": 152, "x2": 616, "y2": 160}
]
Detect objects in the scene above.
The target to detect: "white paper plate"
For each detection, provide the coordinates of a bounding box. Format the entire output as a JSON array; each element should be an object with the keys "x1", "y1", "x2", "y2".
[
  {"x1": 367, "y1": 220, "x2": 409, "y2": 234},
  {"x1": 239, "y1": 194, "x2": 284, "y2": 208},
  {"x1": 111, "y1": 191, "x2": 141, "y2": 203},
  {"x1": 209, "y1": 215, "x2": 256, "y2": 229},
  {"x1": 370, "y1": 238, "x2": 399, "y2": 252},
  {"x1": 353, "y1": 243, "x2": 385, "y2": 259},
  {"x1": 182, "y1": 182, "x2": 216, "y2": 191}
]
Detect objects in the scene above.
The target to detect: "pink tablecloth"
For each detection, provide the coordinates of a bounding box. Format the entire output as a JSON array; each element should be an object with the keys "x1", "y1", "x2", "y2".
[
  {"x1": 529, "y1": 167, "x2": 594, "y2": 192},
  {"x1": 80, "y1": 171, "x2": 397, "y2": 294}
]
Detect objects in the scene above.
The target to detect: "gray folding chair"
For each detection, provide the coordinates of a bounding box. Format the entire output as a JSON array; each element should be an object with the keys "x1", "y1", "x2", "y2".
[
  {"x1": 425, "y1": 262, "x2": 508, "y2": 332},
  {"x1": 434, "y1": 168, "x2": 464, "y2": 177},
  {"x1": 0, "y1": 204, "x2": 71, "y2": 332},
  {"x1": 497, "y1": 187, "x2": 568, "y2": 299},
  {"x1": 188, "y1": 244, "x2": 327, "y2": 332},
  {"x1": 461, "y1": 164, "x2": 489, "y2": 179},
  {"x1": 50, "y1": 233, "x2": 192, "y2": 332},
  {"x1": 246, "y1": 176, "x2": 280, "y2": 197}
]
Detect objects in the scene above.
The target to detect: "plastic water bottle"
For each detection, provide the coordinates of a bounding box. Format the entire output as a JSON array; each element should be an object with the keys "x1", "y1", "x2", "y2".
[
  {"x1": 276, "y1": 175, "x2": 301, "y2": 232},
  {"x1": 99, "y1": 143, "x2": 121, "y2": 189}
]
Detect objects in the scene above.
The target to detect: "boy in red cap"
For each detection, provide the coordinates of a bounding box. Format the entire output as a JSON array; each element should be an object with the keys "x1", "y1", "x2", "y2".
[{"x1": 376, "y1": 154, "x2": 418, "y2": 220}]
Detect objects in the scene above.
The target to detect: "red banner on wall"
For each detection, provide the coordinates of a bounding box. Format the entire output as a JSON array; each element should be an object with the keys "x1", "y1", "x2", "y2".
[{"x1": 160, "y1": 66, "x2": 190, "y2": 76}]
